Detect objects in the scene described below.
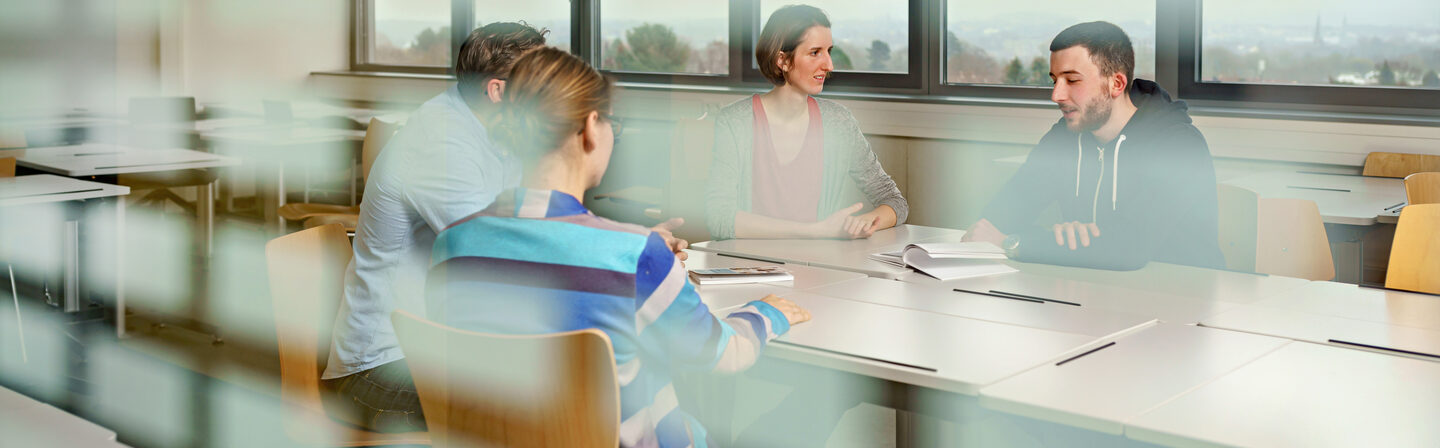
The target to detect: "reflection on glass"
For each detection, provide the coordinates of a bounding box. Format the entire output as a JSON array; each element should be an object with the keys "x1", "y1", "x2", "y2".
[
  {"x1": 760, "y1": 0, "x2": 910, "y2": 74},
  {"x1": 944, "y1": 0, "x2": 1155, "y2": 86},
  {"x1": 599, "y1": 0, "x2": 728, "y2": 74},
  {"x1": 1202, "y1": 0, "x2": 1440, "y2": 89}
]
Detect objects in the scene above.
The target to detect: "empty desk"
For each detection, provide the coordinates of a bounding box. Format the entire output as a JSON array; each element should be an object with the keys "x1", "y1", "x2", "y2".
[
  {"x1": 1222, "y1": 171, "x2": 1406, "y2": 226},
  {"x1": 1, "y1": 382, "x2": 121, "y2": 447},
  {"x1": 1, "y1": 175, "x2": 129, "y2": 336},
  {"x1": 901, "y1": 269, "x2": 1238, "y2": 325},
  {"x1": 806, "y1": 277, "x2": 1155, "y2": 337},
  {"x1": 978, "y1": 323, "x2": 1289, "y2": 435},
  {"x1": 1003, "y1": 261, "x2": 1310, "y2": 305},
  {"x1": 1126, "y1": 342, "x2": 1440, "y2": 448},
  {"x1": 202, "y1": 126, "x2": 365, "y2": 233}
]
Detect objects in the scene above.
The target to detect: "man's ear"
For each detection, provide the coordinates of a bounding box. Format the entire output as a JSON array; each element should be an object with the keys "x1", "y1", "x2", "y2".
[
  {"x1": 1112, "y1": 73, "x2": 1129, "y2": 98},
  {"x1": 485, "y1": 79, "x2": 506, "y2": 103}
]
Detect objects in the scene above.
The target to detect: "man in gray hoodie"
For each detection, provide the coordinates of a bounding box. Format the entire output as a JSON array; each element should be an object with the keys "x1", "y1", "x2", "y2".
[{"x1": 964, "y1": 21, "x2": 1224, "y2": 271}]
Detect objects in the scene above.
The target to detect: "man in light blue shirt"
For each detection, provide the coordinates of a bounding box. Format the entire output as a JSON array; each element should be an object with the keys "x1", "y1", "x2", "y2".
[{"x1": 319, "y1": 22, "x2": 546, "y2": 432}]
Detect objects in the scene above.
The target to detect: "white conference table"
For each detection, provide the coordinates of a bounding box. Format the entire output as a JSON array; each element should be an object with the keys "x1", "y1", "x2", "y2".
[
  {"x1": 0, "y1": 385, "x2": 124, "y2": 447},
  {"x1": 682, "y1": 249, "x2": 866, "y2": 313},
  {"x1": 1200, "y1": 281, "x2": 1440, "y2": 361},
  {"x1": 768, "y1": 291, "x2": 1105, "y2": 396},
  {"x1": 690, "y1": 224, "x2": 968, "y2": 278},
  {"x1": 1222, "y1": 170, "x2": 1406, "y2": 226},
  {"x1": 17, "y1": 143, "x2": 239, "y2": 257},
  {"x1": 1126, "y1": 341, "x2": 1440, "y2": 448},
  {"x1": 978, "y1": 323, "x2": 1290, "y2": 435},
  {"x1": 1, "y1": 175, "x2": 128, "y2": 335},
  {"x1": 991, "y1": 260, "x2": 1312, "y2": 305},
  {"x1": 201, "y1": 126, "x2": 365, "y2": 233},
  {"x1": 899, "y1": 268, "x2": 1240, "y2": 325}
]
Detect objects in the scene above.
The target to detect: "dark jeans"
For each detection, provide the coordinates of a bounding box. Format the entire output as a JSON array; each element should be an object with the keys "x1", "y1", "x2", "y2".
[{"x1": 321, "y1": 359, "x2": 427, "y2": 433}]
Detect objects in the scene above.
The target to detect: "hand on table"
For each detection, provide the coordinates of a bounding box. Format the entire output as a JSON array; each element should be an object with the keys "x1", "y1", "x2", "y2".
[
  {"x1": 651, "y1": 217, "x2": 689, "y2": 262},
  {"x1": 759, "y1": 294, "x2": 811, "y2": 325},
  {"x1": 815, "y1": 203, "x2": 875, "y2": 239},
  {"x1": 1052, "y1": 221, "x2": 1101, "y2": 250},
  {"x1": 961, "y1": 218, "x2": 1007, "y2": 246}
]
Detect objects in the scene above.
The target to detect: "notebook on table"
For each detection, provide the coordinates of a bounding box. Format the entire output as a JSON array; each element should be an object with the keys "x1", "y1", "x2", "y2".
[{"x1": 870, "y1": 242, "x2": 1017, "y2": 281}]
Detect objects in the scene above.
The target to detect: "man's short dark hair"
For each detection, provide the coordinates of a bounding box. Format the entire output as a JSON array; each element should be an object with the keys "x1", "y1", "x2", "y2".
[
  {"x1": 455, "y1": 22, "x2": 547, "y2": 104},
  {"x1": 1050, "y1": 21, "x2": 1134, "y2": 89}
]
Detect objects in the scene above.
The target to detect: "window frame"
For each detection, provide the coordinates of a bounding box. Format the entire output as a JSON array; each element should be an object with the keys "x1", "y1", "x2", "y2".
[
  {"x1": 1174, "y1": 0, "x2": 1440, "y2": 115},
  {"x1": 347, "y1": 0, "x2": 1440, "y2": 120},
  {"x1": 350, "y1": 0, "x2": 458, "y2": 75}
]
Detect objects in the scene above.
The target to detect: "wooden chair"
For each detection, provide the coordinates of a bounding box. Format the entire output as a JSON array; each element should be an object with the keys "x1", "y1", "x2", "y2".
[
  {"x1": 1362, "y1": 152, "x2": 1440, "y2": 178},
  {"x1": 0, "y1": 157, "x2": 14, "y2": 178},
  {"x1": 1385, "y1": 204, "x2": 1440, "y2": 294},
  {"x1": 391, "y1": 309, "x2": 619, "y2": 448},
  {"x1": 278, "y1": 118, "x2": 397, "y2": 232},
  {"x1": 1403, "y1": 172, "x2": 1440, "y2": 205},
  {"x1": 265, "y1": 223, "x2": 429, "y2": 446},
  {"x1": 1255, "y1": 198, "x2": 1335, "y2": 281},
  {"x1": 1216, "y1": 184, "x2": 1260, "y2": 273}
]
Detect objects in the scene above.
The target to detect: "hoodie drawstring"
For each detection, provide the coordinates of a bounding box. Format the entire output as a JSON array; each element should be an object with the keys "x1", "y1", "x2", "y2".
[
  {"x1": 1076, "y1": 133, "x2": 1128, "y2": 221},
  {"x1": 1112, "y1": 135, "x2": 1126, "y2": 212}
]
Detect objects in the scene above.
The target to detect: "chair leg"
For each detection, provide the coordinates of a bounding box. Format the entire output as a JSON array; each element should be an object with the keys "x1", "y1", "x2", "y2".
[{"x1": 8, "y1": 264, "x2": 27, "y2": 364}]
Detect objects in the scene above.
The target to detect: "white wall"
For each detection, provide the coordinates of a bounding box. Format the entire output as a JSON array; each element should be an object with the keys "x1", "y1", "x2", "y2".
[{"x1": 175, "y1": 0, "x2": 349, "y2": 106}]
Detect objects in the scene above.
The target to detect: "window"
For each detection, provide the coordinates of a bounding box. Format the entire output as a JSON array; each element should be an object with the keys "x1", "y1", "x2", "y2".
[
  {"x1": 758, "y1": 0, "x2": 910, "y2": 74},
  {"x1": 942, "y1": 1, "x2": 1155, "y2": 88},
  {"x1": 475, "y1": 1, "x2": 572, "y2": 53},
  {"x1": 598, "y1": 0, "x2": 730, "y2": 75},
  {"x1": 1200, "y1": 0, "x2": 1440, "y2": 90},
  {"x1": 364, "y1": 0, "x2": 452, "y2": 68}
]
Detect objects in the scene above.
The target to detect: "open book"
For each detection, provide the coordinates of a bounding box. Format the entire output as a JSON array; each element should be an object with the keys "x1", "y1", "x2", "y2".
[
  {"x1": 870, "y1": 242, "x2": 1017, "y2": 281},
  {"x1": 688, "y1": 266, "x2": 794, "y2": 285}
]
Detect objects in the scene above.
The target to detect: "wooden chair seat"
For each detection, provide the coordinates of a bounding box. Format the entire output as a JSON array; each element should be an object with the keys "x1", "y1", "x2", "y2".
[
  {"x1": 302, "y1": 213, "x2": 359, "y2": 232},
  {"x1": 1386, "y1": 204, "x2": 1440, "y2": 294},
  {"x1": 279, "y1": 203, "x2": 360, "y2": 221}
]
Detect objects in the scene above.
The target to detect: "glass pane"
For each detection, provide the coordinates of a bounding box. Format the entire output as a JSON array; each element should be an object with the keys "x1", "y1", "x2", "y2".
[
  {"x1": 370, "y1": 0, "x2": 451, "y2": 67},
  {"x1": 1202, "y1": 0, "x2": 1440, "y2": 89},
  {"x1": 475, "y1": 1, "x2": 572, "y2": 53},
  {"x1": 944, "y1": 1, "x2": 1155, "y2": 86},
  {"x1": 599, "y1": 0, "x2": 728, "y2": 74},
  {"x1": 759, "y1": 0, "x2": 910, "y2": 74}
]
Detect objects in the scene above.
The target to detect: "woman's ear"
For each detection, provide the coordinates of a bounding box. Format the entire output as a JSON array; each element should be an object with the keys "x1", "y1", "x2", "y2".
[
  {"x1": 776, "y1": 51, "x2": 790, "y2": 73},
  {"x1": 485, "y1": 79, "x2": 506, "y2": 103},
  {"x1": 579, "y1": 110, "x2": 601, "y2": 154}
]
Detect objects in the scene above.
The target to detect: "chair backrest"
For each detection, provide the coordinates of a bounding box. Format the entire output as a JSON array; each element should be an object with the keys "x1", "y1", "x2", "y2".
[
  {"x1": 665, "y1": 113, "x2": 717, "y2": 243},
  {"x1": 0, "y1": 126, "x2": 25, "y2": 149},
  {"x1": 1362, "y1": 152, "x2": 1440, "y2": 178},
  {"x1": 129, "y1": 96, "x2": 198, "y2": 124},
  {"x1": 264, "y1": 223, "x2": 352, "y2": 415},
  {"x1": 361, "y1": 118, "x2": 398, "y2": 184},
  {"x1": 1386, "y1": 203, "x2": 1440, "y2": 294},
  {"x1": 391, "y1": 309, "x2": 620, "y2": 448},
  {"x1": 1403, "y1": 172, "x2": 1440, "y2": 205},
  {"x1": 1216, "y1": 184, "x2": 1259, "y2": 272},
  {"x1": 1255, "y1": 198, "x2": 1334, "y2": 280},
  {"x1": 0, "y1": 157, "x2": 14, "y2": 178}
]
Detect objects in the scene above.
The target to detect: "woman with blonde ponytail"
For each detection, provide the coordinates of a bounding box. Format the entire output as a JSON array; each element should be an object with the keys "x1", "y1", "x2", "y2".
[{"x1": 426, "y1": 47, "x2": 811, "y2": 448}]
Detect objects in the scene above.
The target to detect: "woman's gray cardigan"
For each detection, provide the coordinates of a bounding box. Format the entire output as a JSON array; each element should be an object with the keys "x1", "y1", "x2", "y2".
[{"x1": 705, "y1": 96, "x2": 909, "y2": 239}]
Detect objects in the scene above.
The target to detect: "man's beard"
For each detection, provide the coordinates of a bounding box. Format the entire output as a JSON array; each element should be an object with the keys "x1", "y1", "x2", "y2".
[{"x1": 1068, "y1": 90, "x2": 1114, "y2": 133}]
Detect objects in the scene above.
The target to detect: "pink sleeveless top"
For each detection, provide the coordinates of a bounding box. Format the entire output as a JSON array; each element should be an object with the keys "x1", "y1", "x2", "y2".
[{"x1": 750, "y1": 94, "x2": 824, "y2": 223}]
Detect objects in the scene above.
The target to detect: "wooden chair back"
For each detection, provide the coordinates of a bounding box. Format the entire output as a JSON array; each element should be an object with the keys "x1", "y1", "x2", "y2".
[
  {"x1": 361, "y1": 118, "x2": 397, "y2": 185},
  {"x1": 665, "y1": 112, "x2": 717, "y2": 242},
  {"x1": 1386, "y1": 204, "x2": 1440, "y2": 294},
  {"x1": 1255, "y1": 198, "x2": 1335, "y2": 280},
  {"x1": 1362, "y1": 152, "x2": 1440, "y2": 178},
  {"x1": 1403, "y1": 172, "x2": 1440, "y2": 205},
  {"x1": 392, "y1": 309, "x2": 620, "y2": 448},
  {"x1": 0, "y1": 157, "x2": 14, "y2": 178},
  {"x1": 266, "y1": 223, "x2": 428, "y2": 446},
  {"x1": 1216, "y1": 184, "x2": 1259, "y2": 272}
]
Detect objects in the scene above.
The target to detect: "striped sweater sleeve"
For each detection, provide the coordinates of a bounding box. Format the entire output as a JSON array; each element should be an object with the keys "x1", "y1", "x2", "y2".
[{"x1": 633, "y1": 232, "x2": 789, "y2": 373}]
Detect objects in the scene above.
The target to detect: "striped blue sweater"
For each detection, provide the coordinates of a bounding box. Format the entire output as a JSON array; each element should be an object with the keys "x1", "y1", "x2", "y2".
[{"x1": 427, "y1": 188, "x2": 790, "y2": 448}]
